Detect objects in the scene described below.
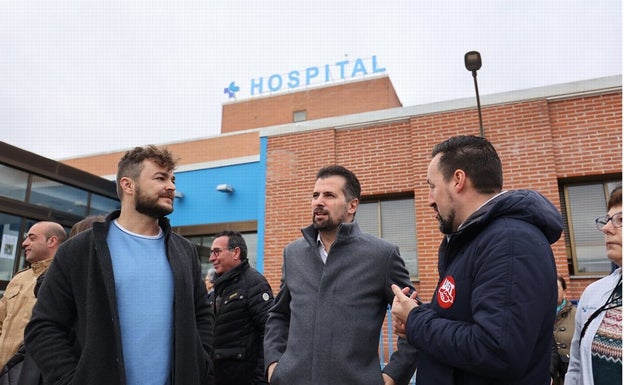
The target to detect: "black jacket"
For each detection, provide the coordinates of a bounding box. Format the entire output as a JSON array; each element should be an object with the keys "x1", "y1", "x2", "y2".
[
  {"x1": 24, "y1": 211, "x2": 214, "y2": 385},
  {"x1": 209, "y1": 260, "x2": 273, "y2": 385}
]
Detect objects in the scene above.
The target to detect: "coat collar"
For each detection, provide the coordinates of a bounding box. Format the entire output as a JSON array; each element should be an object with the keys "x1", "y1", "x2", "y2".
[
  {"x1": 30, "y1": 258, "x2": 53, "y2": 275},
  {"x1": 301, "y1": 221, "x2": 361, "y2": 247}
]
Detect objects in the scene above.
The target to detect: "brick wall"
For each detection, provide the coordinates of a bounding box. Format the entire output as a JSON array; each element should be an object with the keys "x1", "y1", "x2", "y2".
[
  {"x1": 263, "y1": 90, "x2": 622, "y2": 300},
  {"x1": 221, "y1": 76, "x2": 402, "y2": 133},
  {"x1": 62, "y1": 131, "x2": 260, "y2": 176},
  {"x1": 549, "y1": 93, "x2": 622, "y2": 296}
]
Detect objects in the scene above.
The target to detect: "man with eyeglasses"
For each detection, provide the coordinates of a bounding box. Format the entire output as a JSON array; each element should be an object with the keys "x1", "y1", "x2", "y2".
[
  {"x1": 209, "y1": 231, "x2": 273, "y2": 385},
  {"x1": 566, "y1": 185, "x2": 622, "y2": 385}
]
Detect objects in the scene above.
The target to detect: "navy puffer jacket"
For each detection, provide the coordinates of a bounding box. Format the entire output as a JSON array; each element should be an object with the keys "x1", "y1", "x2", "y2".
[{"x1": 405, "y1": 190, "x2": 563, "y2": 385}]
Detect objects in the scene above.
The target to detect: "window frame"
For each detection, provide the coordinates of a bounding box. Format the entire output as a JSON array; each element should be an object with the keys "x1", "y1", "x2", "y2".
[
  {"x1": 358, "y1": 196, "x2": 418, "y2": 280},
  {"x1": 561, "y1": 178, "x2": 621, "y2": 276},
  {"x1": 293, "y1": 110, "x2": 307, "y2": 122}
]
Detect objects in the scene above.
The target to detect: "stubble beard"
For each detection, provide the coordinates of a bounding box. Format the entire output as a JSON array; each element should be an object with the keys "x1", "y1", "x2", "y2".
[
  {"x1": 437, "y1": 208, "x2": 456, "y2": 235},
  {"x1": 312, "y1": 206, "x2": 350, "y2": 232},
  {"x1": 312, "y1": 212, "x2": 341, "y2": 231},
  {"x1": 436, "y1": 187, "x2": 457, "y2": 235},
  {"x1": 312, "y1": 214, "x2": 338, "y2": 231}
]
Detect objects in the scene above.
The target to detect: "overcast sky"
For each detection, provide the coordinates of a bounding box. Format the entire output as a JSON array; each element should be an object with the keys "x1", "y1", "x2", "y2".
[{"x1": 0, "y1": 1, "x2": 621, "y2": 160}]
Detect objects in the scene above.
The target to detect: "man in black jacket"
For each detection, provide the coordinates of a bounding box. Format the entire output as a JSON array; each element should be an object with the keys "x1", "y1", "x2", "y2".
[
  {"x1": 25, "y1": 145, "x2": 214, "y2": 385},
  {"x1": 209, "y1": 231, "x2": 273, "y2": 385}
]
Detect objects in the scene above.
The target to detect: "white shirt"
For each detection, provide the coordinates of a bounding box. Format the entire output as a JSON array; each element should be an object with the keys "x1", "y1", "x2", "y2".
[{"x1": 317, "y1": 233, "x2": 328, "y2": 264}]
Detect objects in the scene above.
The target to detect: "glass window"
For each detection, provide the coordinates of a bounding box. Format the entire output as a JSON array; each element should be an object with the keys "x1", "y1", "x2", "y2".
[
  {"x1": 0, "y1": 165, "x2": 29, "y2": 202},
  {"x1": 293, "y1": 110, "x2": 307, "y2": 122},
  {"x1": 243, "y1": 233, "x2": 258, "y2": 269},
  {"x1": 358, "y1": 198, "x2": 418, "y2": 279},
  {"x1": 563, "y1": 180, "x2": 621, "y2": 275},
  {"x1": 29, "y1": 175, "x2": 89, "y2": 216},
  {"x1": 0, "y1": 214, "x2": 25, "y2": 281},
  {"x1": 89, "y1": 194, "x2": 120, "y2": 216},
  {"x1": 188, "y1": 235, "x2": 213, "y2": 275}
]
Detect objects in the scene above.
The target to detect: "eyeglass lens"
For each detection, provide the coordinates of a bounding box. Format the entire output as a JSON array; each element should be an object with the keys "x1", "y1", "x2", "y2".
[{"x1": 596, "y1": 212, "x2": 623, "y2": 230}]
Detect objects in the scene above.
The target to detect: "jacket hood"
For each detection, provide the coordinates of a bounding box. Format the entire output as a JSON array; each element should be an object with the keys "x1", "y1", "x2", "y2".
[{"x1": 462, "y1": 189, "x2": 563, "y2": 244}]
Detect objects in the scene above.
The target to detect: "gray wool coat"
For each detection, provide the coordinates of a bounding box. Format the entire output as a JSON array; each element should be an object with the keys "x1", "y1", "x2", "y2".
[{"x1": 264, "y1": 222, "x2": 418, "y2": 385}]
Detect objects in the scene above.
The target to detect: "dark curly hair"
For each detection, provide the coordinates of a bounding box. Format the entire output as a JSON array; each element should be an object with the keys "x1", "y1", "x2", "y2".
[{"x1": 116, "y1": 145, "x2": 178, "y2": 199}]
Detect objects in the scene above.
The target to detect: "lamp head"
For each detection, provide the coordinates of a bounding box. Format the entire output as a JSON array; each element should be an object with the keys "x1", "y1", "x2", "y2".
[
  {"x1": 216, "y1": 184, "x2": 234, "y2": 193},
  {"x1": 464, "y1": 51, "x2": 482, "y2": 72}
]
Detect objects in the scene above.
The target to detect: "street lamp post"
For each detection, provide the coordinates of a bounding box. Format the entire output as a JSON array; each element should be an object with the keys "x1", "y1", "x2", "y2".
[{"x1": 464, "y1": 51, "x2": 484, "y2": 138}]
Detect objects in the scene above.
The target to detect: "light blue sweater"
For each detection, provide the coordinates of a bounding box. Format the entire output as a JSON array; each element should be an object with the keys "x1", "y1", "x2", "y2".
[{"x1": 108, "y1": 221, "x2": 174, "y2": 385}]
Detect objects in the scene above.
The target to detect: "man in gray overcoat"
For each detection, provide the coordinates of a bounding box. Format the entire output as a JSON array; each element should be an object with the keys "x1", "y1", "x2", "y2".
[{"x1": 264, "y1": 165, "x2": 418, "y2": 385}]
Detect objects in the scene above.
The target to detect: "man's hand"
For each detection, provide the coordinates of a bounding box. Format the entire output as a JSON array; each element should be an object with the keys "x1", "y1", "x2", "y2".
[
  {"x1": 382, "y1": 372, "x2": 396, "y2": 385},
  {"x1": 267, "y1": 362, "x2": 277, "y2": 383},
  {"x1": 391, "y1": 284, "x2": 419, "y2": 339}
]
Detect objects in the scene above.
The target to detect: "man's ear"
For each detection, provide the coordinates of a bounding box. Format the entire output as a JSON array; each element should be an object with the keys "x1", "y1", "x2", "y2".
[
  {"x1": 47, "y1": 235, "x2": 58, "y2": 248},
  {"x1": 119, "y1": 176, "x2": 134, "y2": 195},
  {"x1": 232, "y1": 246, "x2": 241, "y2": 261},
  {"x1": 348, "y1": 198, "x2": 359, "y2": 216},
  {"x1": 453, "y1": 169, "x2": 467, "y2": 192}
]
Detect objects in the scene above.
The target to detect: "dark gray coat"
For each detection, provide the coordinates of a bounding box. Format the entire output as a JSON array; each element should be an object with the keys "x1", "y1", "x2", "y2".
[
  {"x1": 24, "y1": 211, "x2": 214, "y2": 385},
  {"x1": 264, "y1": 222, "x2": 418, "y2": 385}
]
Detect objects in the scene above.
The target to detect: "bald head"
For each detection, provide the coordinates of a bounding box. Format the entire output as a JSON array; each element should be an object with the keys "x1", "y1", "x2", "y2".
[{"x1": 21, "y1": 221, "x2": 67, "y2": 264}]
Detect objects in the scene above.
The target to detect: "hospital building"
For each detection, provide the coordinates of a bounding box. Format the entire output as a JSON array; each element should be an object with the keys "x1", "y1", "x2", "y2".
[{"x1": 1, "y1": 74, "x2": 621, "y2": 300}]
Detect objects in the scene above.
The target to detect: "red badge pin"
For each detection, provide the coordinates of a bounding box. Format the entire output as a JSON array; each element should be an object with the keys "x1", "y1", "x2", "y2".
[{"x1": 437, "y1": 276, "x2": 456, "y2": 309}]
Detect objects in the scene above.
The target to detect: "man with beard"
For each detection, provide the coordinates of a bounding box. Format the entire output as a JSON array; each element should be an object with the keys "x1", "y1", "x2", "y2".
[
  {"x1": 264, "y1": 165, "x2": 418, "y2": 385},
  {"x1": 25, "y1": 145, "x2": 214, "y2": 385},
  {"x1": 391, "y1": 135, "x2": 563, "y2": 385}
]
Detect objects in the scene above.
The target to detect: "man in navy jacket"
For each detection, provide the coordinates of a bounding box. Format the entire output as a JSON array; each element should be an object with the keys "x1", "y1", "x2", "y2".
[{"x1": 392, "y1": 135, "x2": 562, "y2": 385}]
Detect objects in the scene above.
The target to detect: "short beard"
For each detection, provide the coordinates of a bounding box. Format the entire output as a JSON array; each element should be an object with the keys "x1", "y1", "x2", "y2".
[
  {"x1": 438, "y1": 208, "x2": 456, "y2": 235},
  {"x1": 135, "y1": 188, "x2": 173, "y2": 219},
  {"x1": 312, "y1": 215, "x2": 340, "y2": 232},
  {"x1": 312, "y1": 207, "x2": 346, "y2": 233}
]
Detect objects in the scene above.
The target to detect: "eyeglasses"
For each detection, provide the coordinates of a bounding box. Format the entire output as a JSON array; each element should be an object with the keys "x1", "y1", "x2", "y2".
[
  {"x1": 209, "y1": 247, "x2": 231, "y2": 257},
  {"x1": 595, "y1": 211, "x2": 623, "y2": 231}
]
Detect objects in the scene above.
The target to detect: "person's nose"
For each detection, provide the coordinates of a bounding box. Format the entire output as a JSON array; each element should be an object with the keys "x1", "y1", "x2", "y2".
[
  {"x1": 602, "y1": 220, "x2": 617, "y2": 234},
  {"x1": 427, "y1": 191, "x2": 435, "y2": 208}
]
